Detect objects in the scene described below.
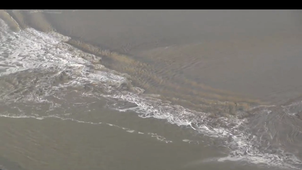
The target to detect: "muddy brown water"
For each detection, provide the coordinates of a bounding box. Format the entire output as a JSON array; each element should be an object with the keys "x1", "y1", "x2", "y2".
[{"x1": 1, "y1": 10, "x2": 302, "y2": 170}]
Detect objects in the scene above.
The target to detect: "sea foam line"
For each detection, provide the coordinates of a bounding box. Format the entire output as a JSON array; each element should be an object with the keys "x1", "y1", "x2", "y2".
[{"x1": 0, "y1": 113, "x2": 172, "y2": 144}]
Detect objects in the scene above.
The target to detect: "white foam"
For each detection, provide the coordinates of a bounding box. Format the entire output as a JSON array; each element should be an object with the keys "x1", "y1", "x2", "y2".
[
  {"x1": 182, "y1": 139, "x2": 200, "y2": 145},
  {"x1": 147, "y1": 132, "x2": 173, "y2": 143},
  {"x1": 0, "y1": 18, "x2": 128, "y2": 106},
  {"x1": 282, "y1": 101, "x2": 302, "y2": 116},
  {"x1": 217, "y1": 153, "x2": 302, "y2": 170}
]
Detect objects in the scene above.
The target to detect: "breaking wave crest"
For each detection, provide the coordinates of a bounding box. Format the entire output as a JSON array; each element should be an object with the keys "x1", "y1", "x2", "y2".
[{"x1": 1, "y1": 18, "x2": 302, "y2": 169}]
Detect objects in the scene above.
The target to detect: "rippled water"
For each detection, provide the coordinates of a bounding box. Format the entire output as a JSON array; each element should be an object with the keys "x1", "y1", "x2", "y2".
[{"x1": 1, "y1": 10, "x2": 302, "y2": 170}]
